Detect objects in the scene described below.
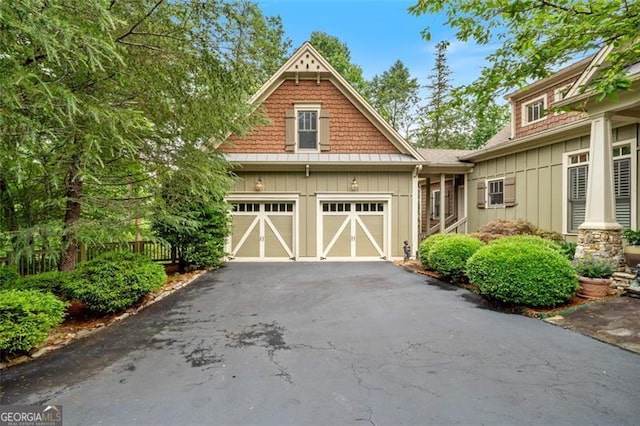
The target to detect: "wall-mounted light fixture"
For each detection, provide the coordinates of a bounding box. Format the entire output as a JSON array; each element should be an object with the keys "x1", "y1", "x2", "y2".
[
  {"x1": 351, "y1": 177, "x2": 359, "y2": 192},
  {"x1": 305, "y1": 164, "x2": 310, "y2": 178},
  {"x1": 255, "y1": 177, "x2": 264, "y2": 192}
]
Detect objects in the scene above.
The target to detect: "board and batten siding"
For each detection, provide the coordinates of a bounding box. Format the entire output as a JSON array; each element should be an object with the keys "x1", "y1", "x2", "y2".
[
  {"x1": 230, "y1": 170, "x2": 414, "y2": 258},
  {"x1": 467, "y1": 124, "x2": 638, "y2": 237}
]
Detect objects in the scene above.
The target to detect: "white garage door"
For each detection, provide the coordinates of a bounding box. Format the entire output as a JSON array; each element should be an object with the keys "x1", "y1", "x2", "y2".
[
  {"x1": 319, "y1": 201, "x2": 388, "y2": 260},
  {"x1": 229, "y1": 202, "x2": 295, "y2": 260}
]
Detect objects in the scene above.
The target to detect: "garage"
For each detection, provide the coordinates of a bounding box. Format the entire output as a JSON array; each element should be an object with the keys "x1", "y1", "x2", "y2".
[
  {"x1": 317, "y1": 196, "x2": 390, "y2": 261},
  {"x1": 228, "y1": 200, "x2": 296, "y2": 261}
]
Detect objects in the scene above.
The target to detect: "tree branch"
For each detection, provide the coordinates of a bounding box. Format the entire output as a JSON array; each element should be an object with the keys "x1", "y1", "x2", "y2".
[
  {"x1": 116, "y1": 0, "x2": 164, "y2": 42},
  {"x1": 539, "y1": 0, "x2": 593, "y2": 15},
  {"x1": 116, "y1": 40, "x2": 162, "y2": 51}
]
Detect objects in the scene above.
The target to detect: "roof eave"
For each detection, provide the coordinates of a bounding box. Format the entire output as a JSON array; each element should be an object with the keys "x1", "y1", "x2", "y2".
[{"x1": 462, "y1": 118, "x2": 591, "y2": 161}]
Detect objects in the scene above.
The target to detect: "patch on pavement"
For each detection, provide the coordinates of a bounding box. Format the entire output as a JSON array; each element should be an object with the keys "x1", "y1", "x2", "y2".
[{"x1": 225, "y1": 321, "x2": 290, "y2": 352}]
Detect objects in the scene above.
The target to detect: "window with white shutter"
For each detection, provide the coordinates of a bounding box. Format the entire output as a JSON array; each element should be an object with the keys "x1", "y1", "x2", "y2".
[
  {"x1": 568, "y1": 163, "x2": 588, "y2": 233},
  {"x1": 614, "y1": 150, "x2": 632, "y2": 229},
  {"x1": 565, "y1": 143, "x2": 634, "y2": 233}
]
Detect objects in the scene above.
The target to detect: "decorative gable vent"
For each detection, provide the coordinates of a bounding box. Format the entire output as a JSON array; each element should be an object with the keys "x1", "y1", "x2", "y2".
[{"x1": 284, "y1": 49, "x2": 329, "y2": 74}]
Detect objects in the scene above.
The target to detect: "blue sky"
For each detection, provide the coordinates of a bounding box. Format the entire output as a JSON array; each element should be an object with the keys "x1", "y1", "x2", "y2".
[{"x1": 256, "y1": 0, "x2": 495, "y2": 89}]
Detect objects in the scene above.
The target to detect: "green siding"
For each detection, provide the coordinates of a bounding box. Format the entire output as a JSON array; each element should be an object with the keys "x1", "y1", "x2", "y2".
[
  {"x1": 231, "y1": 170, "x2": 414, "y2": 258},
  {"x1": 468, "y1": 124, "x2": 638, "y2": 235}
]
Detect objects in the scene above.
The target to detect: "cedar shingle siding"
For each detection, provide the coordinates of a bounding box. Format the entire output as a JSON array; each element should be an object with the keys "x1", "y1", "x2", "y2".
[{"x1": 223, "y1": 80, "x2": 399, "y2": 154}]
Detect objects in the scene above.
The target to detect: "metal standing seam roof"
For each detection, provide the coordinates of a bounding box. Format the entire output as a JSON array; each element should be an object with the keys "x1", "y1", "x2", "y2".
[{"x1": 225, "y1": 153, "x2": 420, "y2": 164}]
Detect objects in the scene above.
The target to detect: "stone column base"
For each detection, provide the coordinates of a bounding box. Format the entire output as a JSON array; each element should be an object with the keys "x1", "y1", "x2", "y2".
[{"x1": 575, "y1": 227, "x2": 624, "y2": 268}]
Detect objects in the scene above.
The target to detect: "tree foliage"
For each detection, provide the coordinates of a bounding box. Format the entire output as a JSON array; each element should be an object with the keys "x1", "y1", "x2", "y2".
[
  {"x1": 409, "y1": 0, "x2": 640, "y2": 101},
  {"x1": 310, "y1": 31, "x2": 369, "y2": 96},
  {"x1": 417, "y1": 41, "x2": 455, "y2": 148},
  {"x1": 0, "y1": 0, "x2": 289, "y2": 270},
  {"x1": 369, "y1": 60, "x2": 420, "y2": 137}
]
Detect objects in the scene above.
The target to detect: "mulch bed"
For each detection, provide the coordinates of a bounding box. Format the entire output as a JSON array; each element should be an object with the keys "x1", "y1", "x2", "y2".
[
  {"x1": 393, "y1": 259, "x2": 620, "y2": 319},
  {"x1": 1, "y1": 269, "x2": 206, "y2": 369}
]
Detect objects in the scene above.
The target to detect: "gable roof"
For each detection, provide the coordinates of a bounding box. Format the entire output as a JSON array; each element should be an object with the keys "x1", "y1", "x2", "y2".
[
  {"x1": 246, "y1": 42, "x2": 423, "y2": 162},
  {"x1": 557, "y1": 45, "x2": 640, "y2": 108}
]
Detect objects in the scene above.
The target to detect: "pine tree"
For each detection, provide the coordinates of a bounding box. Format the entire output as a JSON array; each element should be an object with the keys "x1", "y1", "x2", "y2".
[{"x1": 418, "y1": 41, "x2": 454, "y2": 148}]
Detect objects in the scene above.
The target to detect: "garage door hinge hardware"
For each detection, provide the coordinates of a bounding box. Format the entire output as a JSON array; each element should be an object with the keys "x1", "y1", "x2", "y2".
[
  {"x1": 320, "y1": 257, "x2": 326, "y2": 260},
  {"x1": 380, "y1": 256, "x2": 386, "y2": 260},
  {"x1": 290, "y1": 256, "x2": 296, "y2": 261}
]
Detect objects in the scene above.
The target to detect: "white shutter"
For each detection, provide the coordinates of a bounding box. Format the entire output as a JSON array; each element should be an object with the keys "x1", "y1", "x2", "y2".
[
  {"x1": 614, "y1": 158, "x2": 631, "y2": 229},
  {"x1": 568, "y1": 165, "x2": 588, "y2": 232}
]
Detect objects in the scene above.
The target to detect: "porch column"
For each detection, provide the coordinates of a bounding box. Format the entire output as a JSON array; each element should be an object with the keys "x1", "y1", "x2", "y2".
[
  {"x1": 576, "y1": 112, "x2": 623, "y2": 264},
  {"x1": 439, "y1": 174, "x2": 446, "y2": 233}
]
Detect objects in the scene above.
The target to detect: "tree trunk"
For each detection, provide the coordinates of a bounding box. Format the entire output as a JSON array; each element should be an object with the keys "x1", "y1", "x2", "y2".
[
  {"x1": 0, "y1": 175, "x2": 18, "y2": 232},
  {"x1": 59, "y1": 160, "x2": 83, "y2": 271}
]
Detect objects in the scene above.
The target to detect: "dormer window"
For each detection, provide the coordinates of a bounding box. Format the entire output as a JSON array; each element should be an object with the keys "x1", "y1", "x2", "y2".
[
  {"x1": 285, "y1": 102, "x2": 331, "y2": 152},
  {"x1": 298, "y1": 110, "x2": 318, "y2": 150},
  {"x1": 522, "y1": 95, "x2": 547, "y2": 126}
]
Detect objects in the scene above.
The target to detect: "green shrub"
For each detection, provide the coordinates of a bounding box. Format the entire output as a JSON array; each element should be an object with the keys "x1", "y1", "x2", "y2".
[
  {"x1": 557, "y1": 241, "x2": 577, "y2": 260},
  {"x1": 489, "y1": 235, "x2": 561, "y2": 253},
  {"x1": 622, "y1": 229, "x2": 640, "y2": 245},
  {"x1": 473, "y1": 219, "x2": 563, "y2": 243},
  {"x1": 0, "y1": 290, "x2": 67, "y2": 354},
  {"x1": 63, "y1": 252, "x2": 167, "y2": 314},
  {"x1": 418, "y1": 234, "x2": 453, "y2": 269},
  {"x1": 429, "y1": 235, "x2": 484, "y2": 281},
  {"x1": 0, "y1": 266, "x2": 19, "y2": 289},
  {"x1": 574, "y1": 256, "x2": 614, "y2": 278},
  {"x1": 466, "y1": 239, "x2": 579, "y2": 308},
  {"x1": 14, "y1": 270, "x2": 74, "y2": 295},
  {"x1": 153, "y1": 198, "x2": 230, "y2": 271}
]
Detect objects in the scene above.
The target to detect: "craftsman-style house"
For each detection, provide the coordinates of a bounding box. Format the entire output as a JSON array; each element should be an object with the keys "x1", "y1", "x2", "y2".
[{"x1": 220, "y1": 43, "x2": 424, "y2": 261}]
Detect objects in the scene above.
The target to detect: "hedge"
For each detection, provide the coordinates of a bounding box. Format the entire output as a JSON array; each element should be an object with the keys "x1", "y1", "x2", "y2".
[
  {"x1": 466, "y1": 238, "x2": 579, "y2": 307},
  {"x1": 0, "y1": 290, "x2": 67, "y2": 354},
  {"x1": 13, "y1": 270, "x2": 74, "y2": 295},
  {"x1": 418, "y1": 234, "x2": 455, "y2": 269},
  {"x1": 62, "y1": 252, "x2": 167, "y2": 314},
  {"x1": 428, "y1": 235, "x2": 484, "y2": 281}
]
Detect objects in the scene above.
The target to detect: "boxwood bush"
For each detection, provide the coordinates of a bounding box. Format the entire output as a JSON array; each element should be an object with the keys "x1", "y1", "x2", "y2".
[
  {"x1": 429, "y1": 235, "x2": 484, "y2": 281},
  {"x1": 62, "y1": 252, "x2": 167, "y2": 315},
  {"x1": 489, "y1": 235, "x2": 562, "y2": 252},
  {"x1": 418, "y1": 234, "x2": 454, "y2": 269},
  {"x1": 0, "y1": 266, "x2": 19, "y2": 290},
  {"x1": 0, "y1": 290, "x2": 67, "y2": 354},
  {"x1": 466, "y1": 238, "x2": 579, "y2": 307}
]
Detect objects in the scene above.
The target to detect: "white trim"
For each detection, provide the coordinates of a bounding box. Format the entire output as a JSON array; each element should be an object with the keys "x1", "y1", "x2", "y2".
[
  {"x1": 294, "y1": 102, "x2": 322, "y2": 153},
  {"x1": 316, "y1": 193, "x2": 392, "y2": 261},
  {"x1": 226, "y1": 194, "x2": 299, "y2": 261},
  {"x1": 562, "y1": 147, "x2": 589, "y2": 235},
  {"x1": 561, "y1": 137, "x2": 637, "y2": 235},
  {"x1": 431, "y1": 189, "x2": 441, "y2": 219},
  {"x1": 411, "y1": 166, "x2": 420, "y2": 256},
  {"x1": 485, "y1": 177, "x2": 505, "y2": 208},
  {"x1": 553, "y1": 85, "x2": 572, "y2": 115},
  {"x1": 615, "y1": 138, "x2": 637, "y2": 229},
  {"x1": 521, "y1": 94, "x2": 548, "y2": 126},
  {"x1": 463, "y1": 174, "x2": 469, "y2": 233},
  {"x1": 244, "y1": 43, "x2": 423, "y2": 160}
]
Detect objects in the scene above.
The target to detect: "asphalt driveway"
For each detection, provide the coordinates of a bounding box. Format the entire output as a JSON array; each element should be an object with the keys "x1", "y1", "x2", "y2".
[{"x1": 2, "y1": 262, "x2": 640, "y2": 425}]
